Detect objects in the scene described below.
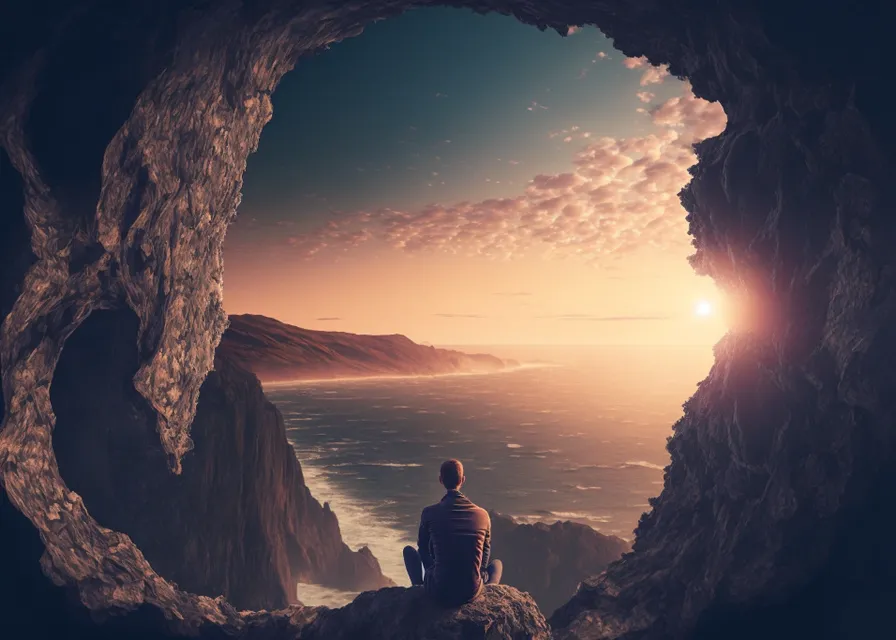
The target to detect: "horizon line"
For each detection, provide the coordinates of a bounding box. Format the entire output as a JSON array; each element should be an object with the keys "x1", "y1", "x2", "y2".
[{"x1": 434, "y1": 342, "x2": 718, "y2": 347}]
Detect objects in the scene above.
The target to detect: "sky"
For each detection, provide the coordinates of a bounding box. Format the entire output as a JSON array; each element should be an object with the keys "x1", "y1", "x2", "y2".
[{"x1": 223, "y1": 8, "x2": 728, "y2": 346}]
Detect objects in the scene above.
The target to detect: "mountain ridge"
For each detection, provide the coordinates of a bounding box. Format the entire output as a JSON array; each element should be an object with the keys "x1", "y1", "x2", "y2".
[{"x1": 219, "y1": 314, "x2": 517, "y2": 382}]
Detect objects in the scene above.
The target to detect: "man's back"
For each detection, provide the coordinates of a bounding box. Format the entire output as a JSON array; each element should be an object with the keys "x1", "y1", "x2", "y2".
[{"x1": 418, "y1": 490, "x2": 491, "y2": 605}]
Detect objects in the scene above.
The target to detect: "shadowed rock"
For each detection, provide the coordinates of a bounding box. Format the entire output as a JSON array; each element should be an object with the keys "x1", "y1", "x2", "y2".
[
  {"x1": 49, "y1": 308, "x2": 393, "y2": 611},
  {"x1": 489, "y1": 511, "x2": 630, "y2": 617},
  {"x1": 1, "y1": 1, "x2": 894, "y2": 639},
  {"x1": 297, "y1": 585, "x2": 550, "y2": 640}
]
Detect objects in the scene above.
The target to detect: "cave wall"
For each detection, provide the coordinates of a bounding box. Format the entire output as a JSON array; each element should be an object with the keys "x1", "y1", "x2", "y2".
[
  {"x1": 49, "y1": 308, "x2": 390, "y2": 611},
  {"x1": 1, "y1": 0, "x2": 894, "y2": 638}
]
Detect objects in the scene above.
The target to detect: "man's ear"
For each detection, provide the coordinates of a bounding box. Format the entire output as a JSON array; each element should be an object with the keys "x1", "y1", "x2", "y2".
[{"x1": 459, "y1": 475, "x2": 466, "y2": 489}]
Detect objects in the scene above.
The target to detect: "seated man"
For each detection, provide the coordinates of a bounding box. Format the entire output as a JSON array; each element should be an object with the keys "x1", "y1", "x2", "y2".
[{"x1": 403, "y1": 459, "x2": 503, "y2": 606}]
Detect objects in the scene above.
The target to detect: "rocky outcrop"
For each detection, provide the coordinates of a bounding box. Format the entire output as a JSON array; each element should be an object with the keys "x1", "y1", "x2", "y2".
[
  {"x1": 489, "y1": 511, "x2": 630, "y2": 617},
  {"x1": 297, "y1": 585, "x2": 550, "y2": 640},
  {"x1": 219, "y1": 314, "x2": 513, "y2": 382},
  {"x1": 1, "y1": 1, "x2": 894, "y2": 639},
  {"x1": 48, "y1": 308, "x2": 392, "y2": 611}
]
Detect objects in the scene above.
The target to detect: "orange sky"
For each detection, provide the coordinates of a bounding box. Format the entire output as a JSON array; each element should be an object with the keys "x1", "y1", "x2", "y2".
[
  {"x1": 222, "y1": 22, "x2": 729, "y2": 346},
  {"x1": 224, "y1": 235, "x2": 728, "y2": 346}
]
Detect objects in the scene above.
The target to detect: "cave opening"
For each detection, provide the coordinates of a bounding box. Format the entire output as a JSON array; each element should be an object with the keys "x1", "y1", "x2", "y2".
[
  {"x1": 1, "y1": 1, "x2": 894, "y2": 639},
  {"x1": 226, "y1": 6, "x2": 728, "y2": 610}
]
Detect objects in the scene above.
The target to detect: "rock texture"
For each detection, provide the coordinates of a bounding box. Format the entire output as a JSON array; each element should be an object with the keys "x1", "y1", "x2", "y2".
[
  {"x1": 49, "y1": 308, "x2": 392, "y2": 611},
  {"x1": 1, "y1": 1, "x2": 894, "y2": 639},
  {"x1": 219, "y1": 314, "x2": 513, "y2": 382},
  {"x1": 297, "y1": 585, "x2": 550, "y2": 640},
  {"x1": 489, "y1": 511, "x2": 630, "y2": 618}
]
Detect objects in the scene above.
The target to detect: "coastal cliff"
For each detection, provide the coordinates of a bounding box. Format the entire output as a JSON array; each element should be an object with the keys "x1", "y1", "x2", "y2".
[
  {"x1": 1, "y1": 1, "x2": 893, "y2": 639},
  {"x1": 490, "y1": 511, "x2": 630, "y2": 617},
  {"x1": 219, "y1": 314, "x2": 514, "y2": 382},
  {"x1": 49, "y1": 309, "x2": 392, "y2": 611}
]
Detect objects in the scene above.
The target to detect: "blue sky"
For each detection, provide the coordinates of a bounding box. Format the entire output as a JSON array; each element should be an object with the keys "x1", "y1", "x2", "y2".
[{"x1": 237, "y1": 8, "x2": 680, "y2": 231}]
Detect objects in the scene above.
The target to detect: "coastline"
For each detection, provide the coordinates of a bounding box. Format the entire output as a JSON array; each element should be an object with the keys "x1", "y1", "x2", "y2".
[{"x1": 261, "y1": 362, "x2": 555, "y2": 389}]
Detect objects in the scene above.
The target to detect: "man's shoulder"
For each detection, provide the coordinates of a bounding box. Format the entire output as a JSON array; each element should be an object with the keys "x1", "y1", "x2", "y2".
[
  {"x1": 465, "y1": 499, "x2": 490, "y2": 523},
  {"x1": 479, "y1": 504, "x2": 491, "y2": 523}
]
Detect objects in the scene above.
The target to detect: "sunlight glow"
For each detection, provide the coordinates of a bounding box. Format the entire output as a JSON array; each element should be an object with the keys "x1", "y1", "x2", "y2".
[{"x1": 695, "y1": 300, "x2": 713, "y2": 317}]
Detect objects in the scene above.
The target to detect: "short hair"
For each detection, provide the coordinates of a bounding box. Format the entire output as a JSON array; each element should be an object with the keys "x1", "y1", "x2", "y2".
[{"x1": 440, "y1": 459, "x2": 464, "y2": 490}]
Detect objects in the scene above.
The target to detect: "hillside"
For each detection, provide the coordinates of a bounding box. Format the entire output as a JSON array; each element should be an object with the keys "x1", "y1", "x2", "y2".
[{"x1": 218, "y1": 314, "x2": 516, "y2": 382}]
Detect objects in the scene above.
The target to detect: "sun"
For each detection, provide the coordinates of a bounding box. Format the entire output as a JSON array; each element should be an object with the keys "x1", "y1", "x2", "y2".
[{"x1": 695, "y1": 300, "x2": 713, "y2": 317}]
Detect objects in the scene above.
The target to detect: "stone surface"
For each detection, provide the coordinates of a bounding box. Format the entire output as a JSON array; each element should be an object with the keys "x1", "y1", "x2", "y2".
[
  {"x1": 48, "y1": 307, "x2": 392, "y2": 611},
  {"x1": 298, "y1": 585, "x2": 550, "y2": 640},
  {"x1": 1, "y1": 1, "x2": 894, "y2": 639},
  {"x1": 489, "y1": 511, "x2": 630, "y2": 617}
]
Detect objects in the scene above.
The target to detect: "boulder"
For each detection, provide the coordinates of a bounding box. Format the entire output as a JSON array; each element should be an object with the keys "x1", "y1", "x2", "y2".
[{"x1": 298, "y1": 586, "x2": 550, "y2": 640}]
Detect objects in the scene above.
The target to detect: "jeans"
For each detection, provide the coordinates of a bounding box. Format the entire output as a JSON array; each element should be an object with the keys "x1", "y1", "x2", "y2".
[{"x1": 403, "y1": 545, "x2": 503, "y2": 587}]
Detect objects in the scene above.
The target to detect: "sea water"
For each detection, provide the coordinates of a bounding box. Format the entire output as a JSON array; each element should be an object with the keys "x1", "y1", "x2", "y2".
[{"x1": 264, "y1": 344, "x2": 715, "y2": 606}]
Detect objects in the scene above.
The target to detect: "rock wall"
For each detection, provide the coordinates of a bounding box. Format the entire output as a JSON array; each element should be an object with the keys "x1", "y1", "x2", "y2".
[
  {"x1": 489, "y1": 511, "x2": 630, "y2": 618},
  {"x1": 1, "y1": 1, "x2": 894, "y2": 639},
  {"x1": 50, "y1": 308, "x2": 392, "y2": 611}
]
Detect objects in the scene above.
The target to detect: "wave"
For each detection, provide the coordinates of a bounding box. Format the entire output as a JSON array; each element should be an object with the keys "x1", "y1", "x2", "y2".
[
  {"x1": 327, "y1": 462, "x2": 423, "y2": 468},
  {"x1": 560, "y1": 461, "x2": 666, "y2": 472},
  {"x1": 296, "y1": 583, "x2": 358, "y2": 609},
  {"x1": 622, "y1": 460, "x2": 665, "y2": 471},
  {"x1": 262, "y1": 363, "x2": 548, "y2": 389},
  {"x1": 513, "y1": 511, "x2": 614, "y2": 525},
  {"x1": 506, "y1": 443, "x2": 522, "y2": 449}
]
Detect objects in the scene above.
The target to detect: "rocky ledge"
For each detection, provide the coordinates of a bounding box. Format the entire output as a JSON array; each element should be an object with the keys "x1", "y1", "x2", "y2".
[{"x1": 293, "y1": 585, "x2": 550, "y2": 640}]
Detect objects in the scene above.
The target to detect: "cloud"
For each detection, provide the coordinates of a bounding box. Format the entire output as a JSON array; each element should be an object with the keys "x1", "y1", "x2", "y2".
[
  {"x1": 316, "y1": 317, "x2": 341, "y2": 321},
  {"x1": 527, "y1": 101, "x2": 549, "y2": 111},
  {"x1": 550, "y1": 126, "x2": 590, "y2": 142},
  {"x1": 623, "y1": 56, "x2": 670, "y2": 86},
  {"x1": 649, "y1": 86, "x2": 727, "y2": 142},
  {"x1": 639, "y1": 66, "x2": 669, "y2": 86},
  {"x1": 567, "y1": 26, "x2": 581, "y2": 35},
  {"x1": 434, "y1": 92, "x2": 447, "y2": 98},
  {"x1": 595, "y1": 51, "x2": 608, "y2": 60},
  {"x1": 577, "y1": 68, "x2": 589, "y2": 79},
  {"x1": 539, "y1": 314, "x2": 670, "y2": 321},
  {"x1": 494, "y1": 291, "x2": 533, "y2": 297},
  {"x1": 283, "y1": 85, "x2": 726, "y2": 267},
  {"x1": 636, "y1": 91, "x2": 655, "y2": 103},
  {"x1": 433, "y1": 313, "x2": 486, "y2": 318}
]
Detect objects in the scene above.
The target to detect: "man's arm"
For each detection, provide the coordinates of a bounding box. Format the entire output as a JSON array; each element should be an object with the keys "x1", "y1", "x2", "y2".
[
  {"x1": 480, "y1": 516, "x2": 491, "y2": 571},
  {"x1": 418, "y1": 509, "x2": 434, "y2": 570}
]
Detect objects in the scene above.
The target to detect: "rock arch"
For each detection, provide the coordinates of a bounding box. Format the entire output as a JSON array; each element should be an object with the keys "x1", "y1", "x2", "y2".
[{"x1": 1, "y1": 1, "x2": 893, "y2": 638}]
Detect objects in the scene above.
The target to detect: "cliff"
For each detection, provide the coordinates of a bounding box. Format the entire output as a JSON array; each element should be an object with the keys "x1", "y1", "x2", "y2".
[
  {"x1": 489, "y1": 511, "x2": 630, "y2": 617},
  {"x1": 49, "y1": 308, "x2": 392, "y2": 612},
  {"x1": 219, "y1": 314, "x2": 514, "y2": 382},
  {"x1": 1, "y1": 1, "x2": 893, "y2": 639}
]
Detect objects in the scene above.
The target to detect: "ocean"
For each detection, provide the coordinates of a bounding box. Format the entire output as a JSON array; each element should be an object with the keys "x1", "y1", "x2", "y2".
[{"x1": 264, "y1": 344, "x2": 715, "y2": 607}]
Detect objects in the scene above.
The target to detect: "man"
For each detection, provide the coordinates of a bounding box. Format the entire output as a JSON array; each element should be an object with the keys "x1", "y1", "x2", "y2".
[{"x1": 403, "y1": 459, "x2": 503, "y2": 606}]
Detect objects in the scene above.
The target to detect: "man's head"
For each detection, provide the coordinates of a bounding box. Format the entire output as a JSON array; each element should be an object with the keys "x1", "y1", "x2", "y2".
[{"x1": 439, "y1": 459, "x2": 464, "y2": 491}]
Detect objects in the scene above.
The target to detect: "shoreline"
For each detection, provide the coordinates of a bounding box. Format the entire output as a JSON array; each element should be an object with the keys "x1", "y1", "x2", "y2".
[{"x1": 261, "y1": 362, "x2": 557, "y2": 389}]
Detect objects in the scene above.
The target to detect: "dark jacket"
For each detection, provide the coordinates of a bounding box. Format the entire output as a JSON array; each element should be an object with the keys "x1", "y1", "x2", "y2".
[{"x1": 418, "y1": 490, "x2": 491, "y2": 606}]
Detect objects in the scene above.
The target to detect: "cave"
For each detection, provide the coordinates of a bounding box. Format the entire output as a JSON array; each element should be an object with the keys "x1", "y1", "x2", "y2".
[{"x1": 1, "y1": 1, "x2": 894, "y2": 639}]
